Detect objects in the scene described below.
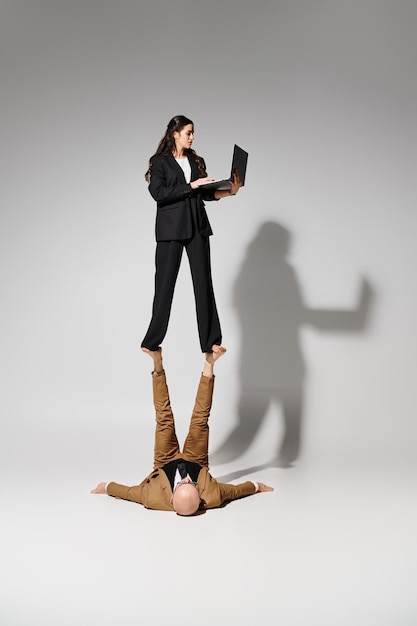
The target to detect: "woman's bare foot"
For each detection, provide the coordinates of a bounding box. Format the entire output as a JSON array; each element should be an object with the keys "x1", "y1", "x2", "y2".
[
  {"x1": 207, "y1": 345, "x2": 227, "y2": 363},
  {"x1": 141, "y1": 347, "x2": 163, "y2": 373},
  {"x1": 203, "y1": 345, "x2": 226, "y2": 377}
]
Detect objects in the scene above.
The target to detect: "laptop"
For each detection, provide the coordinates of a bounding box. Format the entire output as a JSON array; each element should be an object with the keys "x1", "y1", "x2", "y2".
[{"x1": 199, "y1": 144, "x2": 248, "y2": 191}]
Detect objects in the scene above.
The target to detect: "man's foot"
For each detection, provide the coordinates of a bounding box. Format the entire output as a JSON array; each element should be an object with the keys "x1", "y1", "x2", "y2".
[
  {"x1": 207, "y1": 345, "x2": 227, "y2": 363},
  {"x1": 141, "y1": 347, "x2": 163, "y2": 373},
  {"x1": 203, "y1": 346, "x2": 226, "y2": 377}
]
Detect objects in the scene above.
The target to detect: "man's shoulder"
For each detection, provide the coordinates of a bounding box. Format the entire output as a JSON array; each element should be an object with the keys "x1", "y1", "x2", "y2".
[{"x1": 198, "y1": 466, "x2": 219, "y2": 487}]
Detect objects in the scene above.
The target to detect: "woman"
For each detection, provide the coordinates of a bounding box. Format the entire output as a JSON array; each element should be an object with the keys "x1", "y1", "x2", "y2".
[{"x1": 141, "y1": 115, "x2": 242, "y2": 353}]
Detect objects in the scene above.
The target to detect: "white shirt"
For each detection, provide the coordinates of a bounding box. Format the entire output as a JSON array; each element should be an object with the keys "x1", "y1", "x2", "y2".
[{"x1": 175, "y1": 156, "x2": 191, "y2": 183}]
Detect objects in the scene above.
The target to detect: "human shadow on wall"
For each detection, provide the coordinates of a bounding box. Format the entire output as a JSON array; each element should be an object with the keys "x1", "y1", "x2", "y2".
[{"x1": 212, "y1": 221, "x2": 374, "y2": 482}]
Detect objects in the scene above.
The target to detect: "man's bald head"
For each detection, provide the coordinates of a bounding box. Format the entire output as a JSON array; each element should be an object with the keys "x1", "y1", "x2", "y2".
[{"x1": 172, "y1": 483, "x2": 201, "y2": 516}]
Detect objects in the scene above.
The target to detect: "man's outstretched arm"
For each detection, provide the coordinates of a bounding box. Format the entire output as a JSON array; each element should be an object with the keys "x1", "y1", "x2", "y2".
[
  {"x1": 199, "y1": 472, "x2": 274, "y2": 509},
  {"x1": 91, "y1": 480, "x2": 149, "y2": 506},
  {"x1": 217, "y1": 480, "x2": 274, "y2": 503}
]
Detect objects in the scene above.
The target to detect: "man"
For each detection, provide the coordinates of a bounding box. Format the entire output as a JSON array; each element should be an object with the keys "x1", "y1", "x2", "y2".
[{"x1": 91, "y1": 346, "x2": 273, "y2": 516}]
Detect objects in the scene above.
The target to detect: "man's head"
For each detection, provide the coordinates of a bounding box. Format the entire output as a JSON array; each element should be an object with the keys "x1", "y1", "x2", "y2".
[{"x1": 172, "y1": 479, "x2": 201, "y2": 516}]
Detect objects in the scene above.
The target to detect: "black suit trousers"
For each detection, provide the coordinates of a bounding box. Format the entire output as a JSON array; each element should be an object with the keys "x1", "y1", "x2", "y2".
[{"x1": 141, "y1": 230, "x2": 222, "y2": 352}]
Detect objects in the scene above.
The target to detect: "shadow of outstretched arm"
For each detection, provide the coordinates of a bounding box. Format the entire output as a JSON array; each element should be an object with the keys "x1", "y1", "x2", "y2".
[
  {"x1": 304, "y1": 277, "x2": 375, "y2": 331},
  {"x1": 214, "y1": 456, "x2": 294, "y2": 484}
]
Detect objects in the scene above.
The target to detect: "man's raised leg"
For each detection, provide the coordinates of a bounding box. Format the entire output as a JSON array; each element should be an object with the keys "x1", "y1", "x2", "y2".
[
  {"x1": 142, "y1": 348, "x2": 180, "y2": 468},
  {"x1": 182, "y1": 346, "x2": 226, "y2": 466}
]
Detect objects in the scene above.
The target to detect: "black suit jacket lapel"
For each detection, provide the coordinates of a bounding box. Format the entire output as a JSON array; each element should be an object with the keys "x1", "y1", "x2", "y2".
[
  {"x1": 168, "y1": 153, "x2": 198, "y2": 183},
  {"x1": 188, "y1": 153, "x2": 199, "y2": 182}
]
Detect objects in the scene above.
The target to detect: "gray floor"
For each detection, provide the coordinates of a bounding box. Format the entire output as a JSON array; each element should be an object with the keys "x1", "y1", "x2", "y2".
[{"x1": 2, "y1": 420, "x2": 416, "y2": 626}]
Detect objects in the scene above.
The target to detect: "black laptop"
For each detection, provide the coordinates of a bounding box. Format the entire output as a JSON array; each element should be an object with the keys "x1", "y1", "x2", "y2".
[{"x1": 199, "y1": 144, "x2": 248, "y2": 191}]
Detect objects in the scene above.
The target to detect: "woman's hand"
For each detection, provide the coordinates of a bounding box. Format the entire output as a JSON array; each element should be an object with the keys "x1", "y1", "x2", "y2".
[
  {"x1": 190, "y1": 177, "x2": 215, "y2": 189},
  {"x1": 229, "y1": 169, "x2": 243, "y2": 195},
  {"x1": 213, "y1": 170, "x2": 244, "y2": 200}
]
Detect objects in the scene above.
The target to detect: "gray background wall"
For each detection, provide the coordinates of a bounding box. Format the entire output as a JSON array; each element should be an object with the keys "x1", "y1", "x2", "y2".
[{"x1": 1, "y1": 1, "x2": 416, "y2": 624}]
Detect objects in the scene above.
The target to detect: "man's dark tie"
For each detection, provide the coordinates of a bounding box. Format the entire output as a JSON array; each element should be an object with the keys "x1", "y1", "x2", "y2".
[{"x1": 177, "y1": 460, "x2": 188, "y2": 479}]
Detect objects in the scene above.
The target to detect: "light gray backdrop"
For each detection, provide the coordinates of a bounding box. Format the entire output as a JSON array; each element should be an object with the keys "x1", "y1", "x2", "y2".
[{"x1": 1, "y1": 1, "x2": 416, "y2": 625}]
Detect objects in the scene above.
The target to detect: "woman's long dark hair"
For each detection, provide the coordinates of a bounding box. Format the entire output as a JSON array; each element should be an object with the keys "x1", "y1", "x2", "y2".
[{"x1": 145, "y1": 115, "x2": 207, "y2": 181}]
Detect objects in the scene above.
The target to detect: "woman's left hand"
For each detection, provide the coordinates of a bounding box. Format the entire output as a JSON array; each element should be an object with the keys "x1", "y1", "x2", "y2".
[{"x1": 229, "y1": 169, "x2": 243, "y2": 196}]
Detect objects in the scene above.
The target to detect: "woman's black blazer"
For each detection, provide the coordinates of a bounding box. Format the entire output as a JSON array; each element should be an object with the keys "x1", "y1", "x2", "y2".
[{"x1": 148, "y1": 153, "x2": 218, "y2": 242}]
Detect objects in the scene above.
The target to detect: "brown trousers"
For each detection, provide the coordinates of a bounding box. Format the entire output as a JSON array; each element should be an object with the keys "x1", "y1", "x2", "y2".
[{"x1": 152, "y1": 371, "x2": 214, "y2": 469}]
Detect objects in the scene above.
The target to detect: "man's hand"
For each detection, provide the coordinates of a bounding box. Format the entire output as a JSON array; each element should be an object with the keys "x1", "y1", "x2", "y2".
[
  {"x1": 91, "y1": 482, "x2": 107, "y2": 494},
  {"x1": 257, "y1": 482, "x2": 274, "y2": 492}
]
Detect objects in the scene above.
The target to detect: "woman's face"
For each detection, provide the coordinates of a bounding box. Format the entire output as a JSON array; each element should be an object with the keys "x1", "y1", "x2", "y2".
[{"x1": 173, "y1": 124, "x2": 194, "y2": 153}]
